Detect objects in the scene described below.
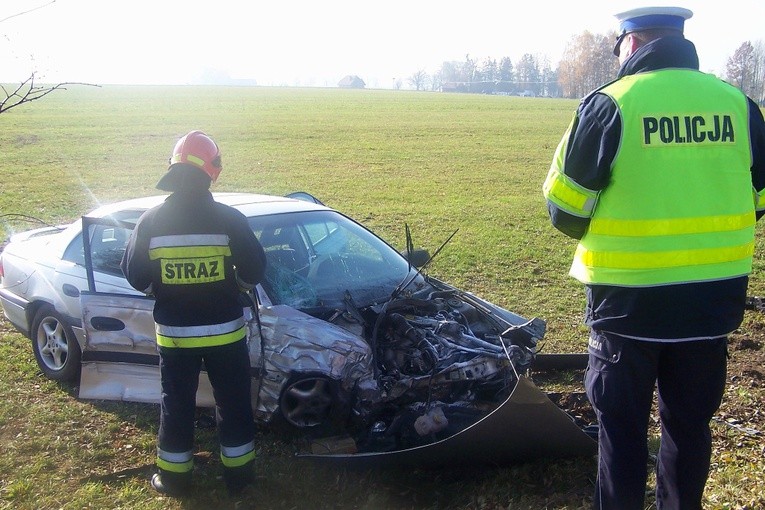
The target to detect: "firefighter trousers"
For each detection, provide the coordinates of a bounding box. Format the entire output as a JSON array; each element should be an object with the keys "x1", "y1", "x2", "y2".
[{"x1": 157, "y1": 338, "x2": 256, "y2": 485}]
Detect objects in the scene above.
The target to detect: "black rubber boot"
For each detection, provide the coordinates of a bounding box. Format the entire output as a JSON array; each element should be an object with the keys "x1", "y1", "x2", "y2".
[
  {"x1": 224, "y1": 460, "x2": 255, "y2": 496},
  {"x1": 150, "y1": 470, "x2": 192, "y2": 497}
]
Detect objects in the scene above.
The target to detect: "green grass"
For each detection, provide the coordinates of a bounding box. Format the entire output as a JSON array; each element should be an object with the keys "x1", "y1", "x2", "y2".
[
  {"x1": 1, "y1": 86, "x2": 763, "y2": 509},
  {"x1": 1, "y1": 86, "x2": 584, "y2": 350}
]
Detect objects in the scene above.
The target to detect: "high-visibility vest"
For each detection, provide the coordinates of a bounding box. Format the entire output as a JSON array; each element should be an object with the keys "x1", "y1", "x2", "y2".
[{"x1": 553, "y1": 69, "x2": 758, "y2": 286}]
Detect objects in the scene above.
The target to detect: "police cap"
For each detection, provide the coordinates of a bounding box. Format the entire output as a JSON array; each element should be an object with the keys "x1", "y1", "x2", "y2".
[{"x1": 613, "y1": 6, "x2": 693, "y2": 55}]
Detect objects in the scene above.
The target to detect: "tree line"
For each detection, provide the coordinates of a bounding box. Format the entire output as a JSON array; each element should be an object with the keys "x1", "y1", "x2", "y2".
[
  {"x1": 725, "y1": 41, "x2": 765, "y2": 105},
  {"x1": 408, "y1": 30, "x2": 765, "y2": 105}
]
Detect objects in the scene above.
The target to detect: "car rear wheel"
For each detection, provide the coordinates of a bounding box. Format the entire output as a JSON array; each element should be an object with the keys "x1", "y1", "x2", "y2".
[
  {"x1": 31, "y1": 305, "x2": 82, "y2": 382},
  {"x1": 276, "y1": 373, "x2": 350, "y2": 435}
]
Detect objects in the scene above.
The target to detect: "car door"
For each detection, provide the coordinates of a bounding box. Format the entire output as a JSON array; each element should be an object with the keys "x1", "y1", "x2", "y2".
[
  {"x1": 52, "y1": 220, "x2": 142, "y2": 331},
  {"x1": 76, "y1": 216, "x2": 225, "y2": 406}
]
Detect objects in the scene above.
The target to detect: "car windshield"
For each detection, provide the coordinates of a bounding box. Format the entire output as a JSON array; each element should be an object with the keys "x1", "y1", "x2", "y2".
[{"x1": 249, "y1": 210, "x2": 418, "y2": 310}]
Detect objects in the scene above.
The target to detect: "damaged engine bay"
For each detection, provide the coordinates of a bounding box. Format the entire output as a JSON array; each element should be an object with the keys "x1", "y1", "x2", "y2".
[
  {"x1": 354, "y1": 288, "x2": 542, "y2": 453},
  {"x1": 253, "y1": 278, "x2": 545, "y2": 455}
]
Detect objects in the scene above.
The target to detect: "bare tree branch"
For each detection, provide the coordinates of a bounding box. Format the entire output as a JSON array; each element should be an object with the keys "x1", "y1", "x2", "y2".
[
  {"x1": 0, "y1": 0, "x2": 56, "y2": 24},
  {"x1": 0, "y1": 2, "x2": 100, "y2": 114},
  {"x1": 0, "y1": 72, "x2": 99, "y2": 115}
]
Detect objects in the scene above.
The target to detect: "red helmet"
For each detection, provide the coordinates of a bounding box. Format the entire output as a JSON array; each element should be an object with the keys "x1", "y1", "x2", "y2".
[{"x1": 169, "y1": 130, "x2": 222, "y2": 182}]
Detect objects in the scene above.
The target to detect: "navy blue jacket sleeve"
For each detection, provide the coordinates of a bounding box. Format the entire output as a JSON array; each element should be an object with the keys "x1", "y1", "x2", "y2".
[
  {"x1": 748, "y1": 98, "x2": 765, "y2": 221},
  {"x1": 548, "y1": 92, "x2": 622, "y2": 239}
]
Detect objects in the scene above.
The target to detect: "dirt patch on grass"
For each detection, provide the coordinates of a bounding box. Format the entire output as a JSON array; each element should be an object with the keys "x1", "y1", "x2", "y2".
[{"x1": 721, "y1": 331, "x2": 764, "y2": 432}]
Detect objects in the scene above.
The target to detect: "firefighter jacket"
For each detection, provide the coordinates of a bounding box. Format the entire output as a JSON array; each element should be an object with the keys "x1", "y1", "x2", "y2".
[
  {"x1": 542, "y1": 36, "x2": 765, "y2": 340},
  {"x1": 121, "y1": 190, "x2": 266, "y2": 348}
]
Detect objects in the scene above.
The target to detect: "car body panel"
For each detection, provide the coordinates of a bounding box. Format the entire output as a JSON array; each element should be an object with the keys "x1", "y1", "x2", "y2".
[
  {"x1": 300, "y1": 376, "x2": 597, "y2": 467},
  {"x1": 78, "y1": 290, "x2": 374, "y2": 421},
  {"x1": 2, "y1": 236, "x2": 94, "y2": 356},
  {"x1": 0, "y1": 285, "x2": 31, "y2": 336}
]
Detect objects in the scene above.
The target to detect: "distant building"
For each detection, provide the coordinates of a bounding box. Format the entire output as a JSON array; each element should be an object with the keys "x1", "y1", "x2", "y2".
[
  {"x1": 338, "y1": 75, "x2": 366, "y2": 89},
  {"x1": 441, "y1": 82, "x2": 467, "y2": 93}
]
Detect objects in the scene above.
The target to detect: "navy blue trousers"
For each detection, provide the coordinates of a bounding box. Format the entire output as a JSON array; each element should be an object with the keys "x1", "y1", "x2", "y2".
[
  {"x1": 585, "y1": 331, "x2": 727, "y2": 510},
  {"x1": 158, "y1": 338, "x2": 255, "y2": 479}
]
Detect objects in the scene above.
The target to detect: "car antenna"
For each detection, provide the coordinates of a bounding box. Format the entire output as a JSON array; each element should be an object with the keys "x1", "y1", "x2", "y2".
[
  {"x1": 390, "y1": 227, "x2": 459, "y2": 301},
  {"x1": 404, "y1": 223, "x2": 414, "y2": 272}
]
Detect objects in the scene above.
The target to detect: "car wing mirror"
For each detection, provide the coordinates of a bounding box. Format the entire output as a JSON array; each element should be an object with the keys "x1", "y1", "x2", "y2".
[{"x1": 285, "y1": 191, "x2": 325, "y2": 206}]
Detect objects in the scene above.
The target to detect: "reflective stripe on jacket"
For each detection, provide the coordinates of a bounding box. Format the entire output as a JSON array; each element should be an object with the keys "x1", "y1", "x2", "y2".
[
  {"x1": 155, "y1": 317, "x2": 246, "y2": 348},
  {"x1": 148, "y1": 234, "x2": 248, "y2": 348},
  {"x1": 568, "y1": 69, "x2": 754, "y2": 286},
  {"x1": 543, "y1": 116, "x2": 600, "y2": 219}
]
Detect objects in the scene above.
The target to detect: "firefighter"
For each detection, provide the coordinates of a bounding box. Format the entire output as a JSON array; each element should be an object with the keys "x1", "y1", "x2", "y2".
[
  {"x1": 120, "y1": 130, "x2": 267, "y2": 496},
  {"x1": 542, "y1": 6, "x2": 765, "y2": 510}
]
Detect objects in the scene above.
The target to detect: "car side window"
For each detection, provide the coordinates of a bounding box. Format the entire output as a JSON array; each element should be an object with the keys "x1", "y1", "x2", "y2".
[
  {"x1": 304, "y1": 221, "x2": 337, "y2": 247},
  {"x1": 91, "y1": 226, "x2": 131, "y2": 276},
  {"x1": 63, "y1": 224, "x2": 132, "y2": 276},
  {"x1": 62, "y1": 234, "x2": 86, "y2": 266},
  {"x1": 305, "y1": 220, "x2": 347, "y2": 256}
]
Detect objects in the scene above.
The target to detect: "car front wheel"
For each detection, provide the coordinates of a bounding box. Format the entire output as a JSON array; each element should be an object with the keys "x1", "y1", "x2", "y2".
[
  {"x1": 31, "y1": 305, "x2": 82, "y2": 382},
  {"x1": 276, "y1": 373, "x2": 350, "y2": 435}
]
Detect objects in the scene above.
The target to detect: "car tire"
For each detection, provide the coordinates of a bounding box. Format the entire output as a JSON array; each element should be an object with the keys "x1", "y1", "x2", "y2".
[
  {"x1": 275, "y1": 373, "x2": 350, "y2": 436},
  {"x1": 31, "y1": 305, "x2": 82, "y2": 382}
]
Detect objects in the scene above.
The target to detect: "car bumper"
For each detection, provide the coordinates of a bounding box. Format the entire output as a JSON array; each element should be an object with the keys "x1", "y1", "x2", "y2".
[{"x1": 0, "y1": 287, "x2": 31, "y2": 336}]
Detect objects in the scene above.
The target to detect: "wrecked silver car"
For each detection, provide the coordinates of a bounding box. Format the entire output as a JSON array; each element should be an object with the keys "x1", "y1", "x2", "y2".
[{"x1": 1, "y1": 192, "x2": 595, "y2": 465}]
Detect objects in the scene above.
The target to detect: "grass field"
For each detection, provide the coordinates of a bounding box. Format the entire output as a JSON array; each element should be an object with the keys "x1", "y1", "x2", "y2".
[{"x1": 1, "y1": 86, "x2": 763, "y2": 509}]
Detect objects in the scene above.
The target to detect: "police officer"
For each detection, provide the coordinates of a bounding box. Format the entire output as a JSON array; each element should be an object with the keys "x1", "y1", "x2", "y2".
[
  {"x1": 121, "y1": 130, "x2": 267, "y2": 496},
  {"x1": 543, "y1": 6, "x2": 765, "y2": 510}
]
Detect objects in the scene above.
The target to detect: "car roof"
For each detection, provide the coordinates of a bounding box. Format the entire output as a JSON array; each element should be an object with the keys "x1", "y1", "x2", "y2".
[{"x1": 86, "y1": 192, "x2": 330, "y2": 220}]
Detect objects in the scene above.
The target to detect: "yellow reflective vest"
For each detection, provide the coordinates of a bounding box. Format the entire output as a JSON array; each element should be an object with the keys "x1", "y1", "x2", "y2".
[{"x1": 552, "y1": 69, "x2": 757, "y2": 286}]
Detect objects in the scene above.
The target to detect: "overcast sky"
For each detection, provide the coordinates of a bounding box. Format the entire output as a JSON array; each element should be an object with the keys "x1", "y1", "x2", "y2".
[{"x1": 2, "y1": 0, "x2": 763, "y2": 88}]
